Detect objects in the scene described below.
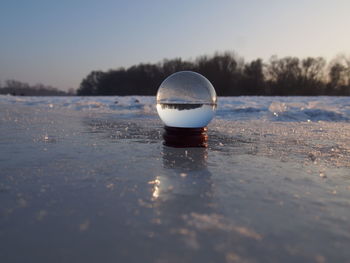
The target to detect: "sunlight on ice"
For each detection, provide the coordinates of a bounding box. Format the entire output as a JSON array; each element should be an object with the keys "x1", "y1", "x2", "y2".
[{"x1": 148, "y1": 177, "x2": 161, "y2": 199}]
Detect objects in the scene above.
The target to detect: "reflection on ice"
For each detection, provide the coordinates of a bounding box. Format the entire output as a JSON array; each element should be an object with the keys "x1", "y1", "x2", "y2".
[{"x1": 151, "y1": 146, "x2": 212, "y2": 203}]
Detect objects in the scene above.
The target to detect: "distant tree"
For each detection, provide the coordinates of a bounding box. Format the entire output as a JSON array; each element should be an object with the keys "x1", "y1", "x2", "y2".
[
  {"x1": 299, "y1": 57, "x2": 326, "y2": 95},
  {"x1": 95, "y1": 64, "x2": 163, "y2": 95},
  {"x1": 267, "y1": 56, "x2": 302, "y2": 95},
  {"x1": 162, "y1": 58, "x2": 194, "y2": 77},
  {"x1": 241, "y1": 59, "x2": 265, "y2": 95},
  {"x1": 125, "y1": 63, "x2": 163, "y2": 95},
  {"x1": 96, "y1": 69, "x2": 127, "y2": 95},
  {"x1": 0, "y1": 79, "x2": 69, "y2": 96},
  {"x1": 327, "y1": 55, "x2": 350, "y2": 95},
  {"x1": 77, "y1": 71, "x2": 105, "y2": 95},
  {"x1": 6, "y1": 80, "x2": 30, "y2": 90},
  {"x1": 328, "y1": 63, "x2": 347, "y2": 95},
  {"x1": 301, "y1": 57, "x2": 326, "y2": 81},
  {"x1": 196, "y1": 52, "x2": 243, "y2": 95}
]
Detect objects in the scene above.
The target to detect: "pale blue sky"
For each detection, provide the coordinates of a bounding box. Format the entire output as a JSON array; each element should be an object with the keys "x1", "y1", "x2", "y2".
[{"x1": 0, "y1": 0, "x2": 349, "y2": 90}]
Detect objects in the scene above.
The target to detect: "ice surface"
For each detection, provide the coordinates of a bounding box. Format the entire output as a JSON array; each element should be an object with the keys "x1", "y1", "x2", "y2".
[{"x1": 0, "y1": 95, "x2": 350, "y2": 263}]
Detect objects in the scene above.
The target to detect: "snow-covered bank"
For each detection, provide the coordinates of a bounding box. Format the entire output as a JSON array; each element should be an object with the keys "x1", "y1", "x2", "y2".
[{"x1": 1, "y1": 95, "x2": 350, "y2": 122}]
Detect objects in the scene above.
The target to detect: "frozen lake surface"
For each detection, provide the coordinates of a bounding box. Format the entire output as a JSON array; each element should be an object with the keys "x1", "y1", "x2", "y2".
[{"x1": 1, "y1": 95, "x2": 350, "y2": 262}]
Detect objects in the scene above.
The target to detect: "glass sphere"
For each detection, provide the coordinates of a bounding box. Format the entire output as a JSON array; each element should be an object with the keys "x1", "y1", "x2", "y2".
[{"x1": 156, "y1": 71, "x2": 217, "y2": 128}]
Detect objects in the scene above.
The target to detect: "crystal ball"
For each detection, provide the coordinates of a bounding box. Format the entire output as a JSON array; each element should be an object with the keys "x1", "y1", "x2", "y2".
[{"x1": 156, "y1": 71, "x2": 217, "y2": 128}]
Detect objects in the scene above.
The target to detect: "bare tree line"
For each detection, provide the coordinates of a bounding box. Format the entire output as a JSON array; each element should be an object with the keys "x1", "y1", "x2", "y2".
[
  {"x1": 77, "y1": 52, "x2": 350, "y2": 96},
  {"x1": 2, "y1": 52, "x2": 349, "y2": 96},
  {"x1": 0, "y1": 80, "x2": 75, "y2": 96}
]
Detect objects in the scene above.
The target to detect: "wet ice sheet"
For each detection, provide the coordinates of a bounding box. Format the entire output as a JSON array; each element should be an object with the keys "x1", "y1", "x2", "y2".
[{"x1": 0, "y1": 97, "x2": 350, "y2": 263}]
